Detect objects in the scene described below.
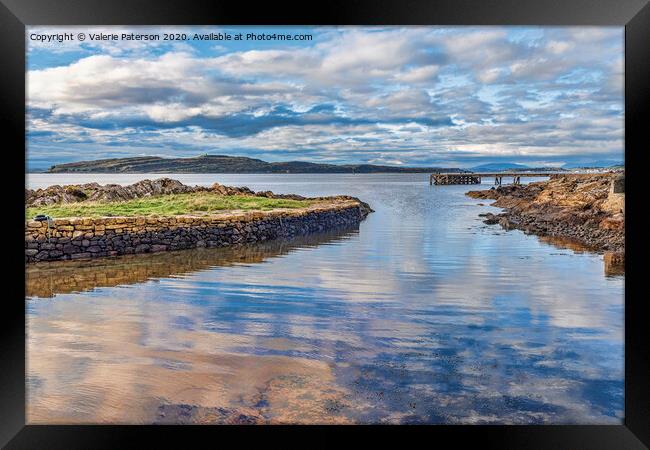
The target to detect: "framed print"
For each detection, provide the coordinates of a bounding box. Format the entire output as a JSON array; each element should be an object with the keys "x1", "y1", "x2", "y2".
[{"x1": 1, "y1": 0, "x2": 648, "y2": 448}]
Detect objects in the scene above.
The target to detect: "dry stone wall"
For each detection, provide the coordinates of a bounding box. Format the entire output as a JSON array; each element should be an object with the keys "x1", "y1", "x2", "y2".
[{"x1": 26, "y1": 202, "x2": 367, "y2": 263}]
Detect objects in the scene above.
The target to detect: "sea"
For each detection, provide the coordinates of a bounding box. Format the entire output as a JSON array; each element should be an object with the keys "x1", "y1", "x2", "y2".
[{"x1": 25, "y1": 173, "x2": 624, "y2": 424}]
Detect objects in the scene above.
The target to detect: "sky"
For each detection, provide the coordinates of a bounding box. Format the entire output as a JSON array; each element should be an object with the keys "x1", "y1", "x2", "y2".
[{"x1": 26, "y1": 26, "x2": 624, "y2": 170}]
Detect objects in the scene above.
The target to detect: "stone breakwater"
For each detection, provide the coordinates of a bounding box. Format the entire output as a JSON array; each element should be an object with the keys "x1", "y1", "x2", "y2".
[
  {"x1": 466, "y1": 173, "x2": 624, "y2": 259},
  {"x1": 25, "y1": 200, "x2": 370, "y2": 263}
]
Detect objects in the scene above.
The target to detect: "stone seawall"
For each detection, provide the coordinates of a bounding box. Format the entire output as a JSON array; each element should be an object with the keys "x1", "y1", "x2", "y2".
[{"x1": 25, "y1": 201, "x2": 368, "y2": 263}]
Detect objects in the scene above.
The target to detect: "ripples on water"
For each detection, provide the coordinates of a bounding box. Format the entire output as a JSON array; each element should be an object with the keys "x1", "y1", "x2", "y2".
[{"x1": 26, "y1": 173, "x2": 624, "y2": 424}]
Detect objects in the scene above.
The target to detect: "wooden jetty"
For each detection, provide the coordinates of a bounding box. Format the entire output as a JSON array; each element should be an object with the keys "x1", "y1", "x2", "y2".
[{"x1": 430, "y1": 172, "x2": 557, "y2": 186}]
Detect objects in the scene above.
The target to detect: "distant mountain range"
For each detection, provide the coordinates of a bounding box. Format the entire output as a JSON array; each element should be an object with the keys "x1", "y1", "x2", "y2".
[
  {"x1": 46, "y1": 155, "x2": 467, "y2": 174},
  {"x1": 562, "y1": 160, "x2": 624, "y2": 169},
  {"x1": 471, "y1": 161, "x2": 623, "y2": 171}
]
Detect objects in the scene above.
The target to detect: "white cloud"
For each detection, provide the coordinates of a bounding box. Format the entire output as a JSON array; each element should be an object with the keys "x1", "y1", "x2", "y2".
[
  {"x1": 477, "y1": 68, "x2": 505, "y2": 84},
  {"x1": 27, "y1": 26, "x2": 625, "y2": 167},
  {"x1": 545, "y1": 40, "x2": 572, "y2": 54},
  {"x1": 395, "y1": 65, "x2": 440, "y2": 83}
]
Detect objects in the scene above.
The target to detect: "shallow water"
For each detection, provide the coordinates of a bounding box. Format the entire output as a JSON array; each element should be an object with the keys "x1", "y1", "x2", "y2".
[{"x1": 26, "y1": 173, "x2": 624, "y2": 424}]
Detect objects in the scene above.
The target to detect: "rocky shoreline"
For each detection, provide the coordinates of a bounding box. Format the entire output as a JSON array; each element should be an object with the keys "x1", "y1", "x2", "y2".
[
  {"x1": 25, "y1": 179, "x2": 372, "y2": 263},
  {"x1": 467, "y1": 173, "x2": 624, "y2": 267}
]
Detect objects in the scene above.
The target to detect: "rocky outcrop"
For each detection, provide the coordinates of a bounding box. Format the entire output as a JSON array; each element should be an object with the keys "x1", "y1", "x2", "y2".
[
  {"x1": 26, "y1": 178, "x2": 375, "y2": 217},
  {"x1": 26, "y1": 178, "x2": 263, "y2": 207},
  {"x1": 26, "y1": 178, "x2": 190, "y2": 206},
  {"x1": 467, "y1": 174, "x2": 624, "y2": 255}
]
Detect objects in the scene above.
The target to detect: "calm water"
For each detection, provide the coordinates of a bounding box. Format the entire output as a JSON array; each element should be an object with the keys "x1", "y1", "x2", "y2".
[{"x1": 26, "y1": 173, "x2": 624, "y2": 424}]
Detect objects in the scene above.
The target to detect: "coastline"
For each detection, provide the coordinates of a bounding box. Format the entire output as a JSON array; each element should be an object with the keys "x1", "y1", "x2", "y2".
[
  {"x1": 25, "y1": 172, "x2": 625, "y2": 424},
  {"x1": 25, "y1": 179, "x2": 372, "y2": 263},
  {"x1": 466, "y1": 173, "x2": 624, "y2": 269}
]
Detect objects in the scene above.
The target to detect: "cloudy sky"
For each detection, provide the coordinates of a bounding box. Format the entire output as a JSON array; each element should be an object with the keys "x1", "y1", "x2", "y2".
[{"x1": 27, "y1": 26, "x2": 624, "y2": 170}]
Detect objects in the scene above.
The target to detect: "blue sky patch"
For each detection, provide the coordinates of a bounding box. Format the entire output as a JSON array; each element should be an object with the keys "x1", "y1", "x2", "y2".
[{"x1": 26, "y1": 26, "x2": 624, "y2": 170}]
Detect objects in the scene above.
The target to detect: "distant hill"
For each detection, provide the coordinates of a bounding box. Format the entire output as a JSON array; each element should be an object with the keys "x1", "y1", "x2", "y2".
[
  {"x1": 470, "y1": 163, "x2": 530, "y2": 172},
  {"x1": 47, "y1": 155, "x2": 466, "y2": 174}
]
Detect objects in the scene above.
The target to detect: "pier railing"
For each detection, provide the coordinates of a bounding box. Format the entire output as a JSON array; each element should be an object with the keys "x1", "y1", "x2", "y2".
[{"x1": 430, "y1": 172, "x2": 559, "y2": 186}]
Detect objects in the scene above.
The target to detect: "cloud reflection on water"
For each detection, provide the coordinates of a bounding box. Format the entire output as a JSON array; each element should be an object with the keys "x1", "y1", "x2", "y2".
[{"x1": 26, "y1": 174, "x2": 623, "y2": 424}]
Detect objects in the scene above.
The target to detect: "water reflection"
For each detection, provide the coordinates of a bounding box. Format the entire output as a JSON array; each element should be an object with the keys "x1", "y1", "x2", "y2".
[
  {"x1": 26, "y1": 226, "x2": 359, "y2": 298},
  {"x1": 536, "y1": 235, "x2": 625, "y2": 277},
  {"x1": 603, "y1": 252, "x2": 625, "y2": 277},
  {"x1": 537, "y1": 235, "x2": 598, "y2": 253},
  {"x1": 26, "y1": 174, "x2": 624, "y2": 424}
]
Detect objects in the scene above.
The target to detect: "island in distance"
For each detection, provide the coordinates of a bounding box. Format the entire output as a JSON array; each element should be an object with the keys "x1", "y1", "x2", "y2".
[
  {"x1": 45, "y1": 154, "x2": 471, "y2": 174},
  {"x1": 43, "y1": 154, "x2": 581, "y2": 174}
]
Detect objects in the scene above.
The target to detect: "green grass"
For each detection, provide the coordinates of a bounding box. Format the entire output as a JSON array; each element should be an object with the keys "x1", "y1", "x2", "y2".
[{"x1": 26, "y1": 192, "x2": 314, "y2": 219}]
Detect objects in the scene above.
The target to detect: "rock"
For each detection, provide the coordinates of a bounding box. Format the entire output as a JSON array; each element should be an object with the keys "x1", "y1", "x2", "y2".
[
  {"x1": 63, "y1": 244, "x2": 80, "y2": 254},
  {"x1": 466, "y1": 173, "x2": 624, "y2": 255},
  {"x1": 210, "y1": 183, "x2": 229, "y2": 195},
  {"x1": 210, "y1": 183, "x2": 255, "y2": 196},
  {"x1": 498, "y1": 217, "x2": 514, "y2": 230},
  {"x1": 135, "y1": 244, "x2": 151, "y2": 254},
  {"x1": 482, "y1": 213, "x2": 500, "y2": 225},
  {"x1": 611, "y1": 174, "x2": 624, "y2": 194},
  {"x1": 599, "y1": 214, "x2": 624, "y2": 230}
]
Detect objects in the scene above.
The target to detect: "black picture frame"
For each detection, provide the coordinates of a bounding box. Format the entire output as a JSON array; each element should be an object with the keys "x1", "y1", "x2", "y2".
[{"x1": 1, "y1": 0, "x2": 648, "y2": 448}]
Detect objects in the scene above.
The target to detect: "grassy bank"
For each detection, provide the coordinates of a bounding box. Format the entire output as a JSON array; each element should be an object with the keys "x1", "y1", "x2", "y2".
[{"x1": 26, "y1": 192, "x2": 314, "y2": 219}]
